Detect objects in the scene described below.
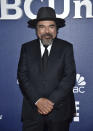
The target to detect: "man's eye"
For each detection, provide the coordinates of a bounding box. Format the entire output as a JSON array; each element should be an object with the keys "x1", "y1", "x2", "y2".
[
  {"x1": 50, "y1": 26, "x2": 55, "y2": 28},
  {"x1": 39, "y1": 25, "x2": 44, "y2": 28}
]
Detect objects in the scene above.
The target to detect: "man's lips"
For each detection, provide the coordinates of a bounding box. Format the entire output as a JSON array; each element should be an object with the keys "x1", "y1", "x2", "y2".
[
  {"x1": 43, "y1": 35, "x2": 52, "y2": 39},
  {"x1": 45, "y1": 36, "x2": 51, "y2": 38}
]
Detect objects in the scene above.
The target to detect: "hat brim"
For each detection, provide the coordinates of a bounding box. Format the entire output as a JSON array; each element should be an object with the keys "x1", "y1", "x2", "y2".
[{"x1": 27, "y1": 17, "x2": 65, "y2": 28}]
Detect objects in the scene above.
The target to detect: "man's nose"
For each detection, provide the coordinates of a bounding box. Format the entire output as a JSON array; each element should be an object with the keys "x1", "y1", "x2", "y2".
[{"x1": 45, "y1": 27, "x2": 49, "y2": 33}]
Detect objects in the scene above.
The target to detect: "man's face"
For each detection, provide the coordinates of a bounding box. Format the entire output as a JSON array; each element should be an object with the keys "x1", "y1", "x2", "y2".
[{"x1": 36, "y1": 20, "x2": 57, "y2": 46}]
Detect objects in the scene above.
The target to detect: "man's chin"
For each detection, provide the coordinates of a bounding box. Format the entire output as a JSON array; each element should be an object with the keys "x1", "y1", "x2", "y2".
[{"x1": 41, "y1": 38, "x2": 53, "y2": 46}]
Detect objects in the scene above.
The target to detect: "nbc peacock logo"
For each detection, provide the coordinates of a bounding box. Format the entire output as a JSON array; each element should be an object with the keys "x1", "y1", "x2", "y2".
[{"x1": 73, "y1": 73, "x2": 86, "y2": 94}]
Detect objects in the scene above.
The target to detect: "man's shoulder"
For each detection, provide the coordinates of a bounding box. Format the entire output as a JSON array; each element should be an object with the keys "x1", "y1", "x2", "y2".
[
  {"x1": 22, "y1": 39, "x2": 38, "y2": 48},
  {"x1": 56, "y1": 38, "x2": 73, "y2": 48}
]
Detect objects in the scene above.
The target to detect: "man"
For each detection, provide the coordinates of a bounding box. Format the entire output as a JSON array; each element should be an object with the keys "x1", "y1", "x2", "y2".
[{"x1": 17, "y1": 7, "x2": 76, "y2": 131}]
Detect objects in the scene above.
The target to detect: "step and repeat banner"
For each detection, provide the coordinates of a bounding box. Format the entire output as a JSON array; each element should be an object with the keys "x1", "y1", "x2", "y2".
[{"x1": 0, "y1": 0, "x2": 93, "y2": 131}]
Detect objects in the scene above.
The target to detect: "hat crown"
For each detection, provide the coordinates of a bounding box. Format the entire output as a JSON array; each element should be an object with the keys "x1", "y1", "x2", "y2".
[
  {"x1": 28, "y1": 7, "x2": 65, "y2": 28},
  {"x1": 37, "y1": 7, "x2": 56, "y2": 20}
]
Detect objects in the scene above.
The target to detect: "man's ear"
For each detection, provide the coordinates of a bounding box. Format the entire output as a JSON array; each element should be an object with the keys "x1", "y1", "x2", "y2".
[
  {"x1": 35, "y1": 27, "x2": 38, "y2": 37},
  {"x1": 56, "y1": 27, "x2": 59, "y2": 35}
]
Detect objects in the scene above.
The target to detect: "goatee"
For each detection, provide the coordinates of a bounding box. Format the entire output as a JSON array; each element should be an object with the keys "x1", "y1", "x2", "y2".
[{"x1": 40, "y1": 33, "x2": 53, "y2": 46}]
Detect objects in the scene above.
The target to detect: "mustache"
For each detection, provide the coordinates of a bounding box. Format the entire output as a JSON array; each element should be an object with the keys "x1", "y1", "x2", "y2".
[{"x1": 41, "y1": 33, "x2": 53, "y2": 38}]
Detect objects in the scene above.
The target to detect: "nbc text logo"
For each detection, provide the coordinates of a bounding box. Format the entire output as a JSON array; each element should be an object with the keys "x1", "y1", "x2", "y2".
[{"x1": 74, "y1": 101, "x2": 80, "y2": 122}]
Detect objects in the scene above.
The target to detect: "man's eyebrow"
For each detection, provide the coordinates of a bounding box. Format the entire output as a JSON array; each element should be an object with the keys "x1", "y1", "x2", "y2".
[
  {"x1": 37, "y1": 24, "x2": 44, "y2": 26},
  {"x1": 37, "y1": 24, "x2": 56, "y2": 27},
  {"x1": 49, "y1": 24, "x2": 56, "y2": 26}
]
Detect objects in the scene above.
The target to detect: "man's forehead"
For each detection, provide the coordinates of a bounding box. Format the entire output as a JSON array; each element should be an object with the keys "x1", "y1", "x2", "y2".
[{"x1": 37, "y1": 20, "x2": 56, "y2": 25}]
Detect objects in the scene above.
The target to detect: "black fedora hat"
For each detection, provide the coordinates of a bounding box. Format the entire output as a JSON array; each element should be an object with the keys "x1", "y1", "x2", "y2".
[{"x1": 28, "y1": 7, "x2": 65, "y2": 28}]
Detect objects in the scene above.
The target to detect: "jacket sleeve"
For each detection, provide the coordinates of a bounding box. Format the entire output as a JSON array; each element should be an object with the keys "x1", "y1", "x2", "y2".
[
  {"x1": 17, "y1": 45, "x2": 40, "y2": 104},
  {"x1": 48, "y1": 44, "x2": 76, "y2": 104}
]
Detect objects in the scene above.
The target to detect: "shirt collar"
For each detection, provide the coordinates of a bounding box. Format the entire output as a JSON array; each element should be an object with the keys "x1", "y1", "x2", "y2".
[{"x1": 39, "y1": 39, "x2": 52, "y2": 56}]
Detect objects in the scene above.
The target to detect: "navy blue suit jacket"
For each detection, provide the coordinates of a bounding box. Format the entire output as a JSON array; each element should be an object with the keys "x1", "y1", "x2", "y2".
[{"x1": 17, "y1": 38, "x2": 76, "y2": 122}]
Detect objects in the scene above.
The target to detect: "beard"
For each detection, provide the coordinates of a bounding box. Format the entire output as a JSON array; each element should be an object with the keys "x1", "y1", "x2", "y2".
[{"x1": 40, "y1": 33, "x2": 54, "y2": 46}]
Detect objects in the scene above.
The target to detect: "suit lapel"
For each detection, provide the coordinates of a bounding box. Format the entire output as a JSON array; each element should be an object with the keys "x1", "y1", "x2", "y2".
[
  {"x1": 48, "y1": 38, "x2": 60, "y2": 64},
  {"x1": 30, "y1": 39, "x2": 42, "y2": 73},
  {"x1": 35, "y1": 39, "x2": 42, "y2": 72}
]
